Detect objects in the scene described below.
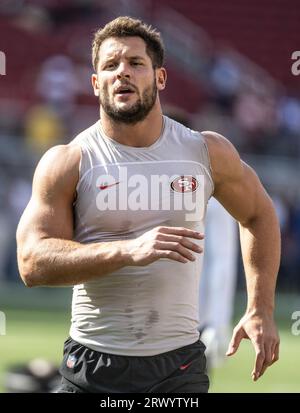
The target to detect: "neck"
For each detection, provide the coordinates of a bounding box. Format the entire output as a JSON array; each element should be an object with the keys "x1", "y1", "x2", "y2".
[{"x1": 99, "y1": 104, "x2": 164, "y2": 147}]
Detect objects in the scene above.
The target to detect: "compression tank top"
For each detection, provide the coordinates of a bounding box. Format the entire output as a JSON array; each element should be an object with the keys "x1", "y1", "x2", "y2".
[{"x1": 70, "y1": 115, "x2": 214, "y2": 356}]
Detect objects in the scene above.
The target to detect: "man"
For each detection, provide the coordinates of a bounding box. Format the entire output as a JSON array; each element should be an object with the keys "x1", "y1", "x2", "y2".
[
  {"x1": 16, "y1": 16, "x2": 280, "y2": 393},
  {"x1": 199, "y1": 197, "x2": 238, "y2": 370}
]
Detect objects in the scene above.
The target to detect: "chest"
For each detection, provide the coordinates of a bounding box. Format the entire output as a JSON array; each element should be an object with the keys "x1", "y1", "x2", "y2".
[{"x1": 75, "y1": 160, "x2": 207, "y2": 234}]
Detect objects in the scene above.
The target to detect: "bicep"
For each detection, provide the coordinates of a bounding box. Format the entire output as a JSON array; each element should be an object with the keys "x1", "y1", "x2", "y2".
[
  {"x1": 214, "y1": 161, "x2": 270, "y2": 226},
  {"x1": 17, "y1": 195, "x2": 74, "y2": 248},
  {"x1": 16, "y1": 145, "x2": 79, "y2": 249}
]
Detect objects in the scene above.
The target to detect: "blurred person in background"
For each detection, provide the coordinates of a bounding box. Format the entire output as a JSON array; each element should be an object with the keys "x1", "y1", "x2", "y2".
[
  {"x1": 24, "y1": 105, "x2": 67, "y2": 155},
  {"x1": 36, "y1": 55, "x2": 79, "y2": 117},
  {"x1": 4, "y1": 359, "x2": 60, "y2": 393},
  {"x1": 199, "y1": 197, "x2": 237, "y2": 371},
  {"x1": 16, "y1": 16, "x2": 280, "y2": 393},
  {"x1": 4, "y1": 175, "x2": 31, "y2": 281}
]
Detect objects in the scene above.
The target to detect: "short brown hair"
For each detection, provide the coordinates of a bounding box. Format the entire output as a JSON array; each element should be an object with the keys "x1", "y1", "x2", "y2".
[{"x1": 92, "y1": 16, "x2": 165, "y2": 71}]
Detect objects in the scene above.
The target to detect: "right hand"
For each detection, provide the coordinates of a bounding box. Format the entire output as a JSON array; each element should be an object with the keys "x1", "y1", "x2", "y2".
[{"x1": 125, "y1": 226, "x2": 204, "y2": 266}]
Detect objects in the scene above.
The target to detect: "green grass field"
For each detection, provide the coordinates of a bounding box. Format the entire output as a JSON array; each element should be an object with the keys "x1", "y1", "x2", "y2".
[{"x1": 0, "y1": 289, "x2": 299, "y2": 392}]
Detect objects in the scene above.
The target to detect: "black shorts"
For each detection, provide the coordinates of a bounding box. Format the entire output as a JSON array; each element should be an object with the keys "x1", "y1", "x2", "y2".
[{"x1": 57, "y1": 337, "x2": 209, "y2": 393}]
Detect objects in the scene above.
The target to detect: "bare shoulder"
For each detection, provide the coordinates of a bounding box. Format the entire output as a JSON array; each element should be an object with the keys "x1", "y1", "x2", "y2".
[
  {"x1": 32, "y1": 143, "x2": 81, "y2": 201},
  {"x1": 201, "y1": 131, "x2": 267, "y2": 225},
  {"x1": 201, "y1": 130, "x2": 244, "y2": 186},
  {"x1": 35, "y1": 143, "x2": 81, "y2": 175}
]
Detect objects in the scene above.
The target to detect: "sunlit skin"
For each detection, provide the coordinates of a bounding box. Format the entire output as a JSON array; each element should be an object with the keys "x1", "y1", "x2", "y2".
[{"x1": 91, "y1": 36, "x2": 167, "y2": 147}]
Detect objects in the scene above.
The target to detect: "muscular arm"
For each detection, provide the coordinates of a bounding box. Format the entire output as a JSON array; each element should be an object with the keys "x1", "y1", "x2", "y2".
[
  {"x1": 202, "y1": 131, "x2": 281, "y2": 380},
  {"x1": 16, "y1": 144, "x2": 132, "y2": 287},
  {"x1": 17, "y1": 145, "x2": 202, "y2": 287}
]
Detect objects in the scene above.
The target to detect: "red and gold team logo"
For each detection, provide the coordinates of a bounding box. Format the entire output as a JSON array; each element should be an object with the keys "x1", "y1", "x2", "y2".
[{"x1": 170, "y1": 176, "x2": 198, "y2": 193}]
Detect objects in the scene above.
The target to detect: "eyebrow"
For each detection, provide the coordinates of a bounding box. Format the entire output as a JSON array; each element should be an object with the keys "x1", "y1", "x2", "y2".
[
  {"x1": 102, "y1": 55, "x2": 146, "y2": 63},
  {"x1": 129, "y1": 56, "x2": 145, "y2": 60}
]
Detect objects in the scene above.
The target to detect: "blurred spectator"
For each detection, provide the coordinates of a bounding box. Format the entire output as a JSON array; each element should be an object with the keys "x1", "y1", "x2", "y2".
[
  {"x1": 273, "y1": 194, "x2": 289, "y2": 232},
  {"x1": 0, "y1": 0, "x2": 25, "y2": 16},
  {"x1": 24, "y1": 105, "x2": 66, "y2": 155},
  {"x1": 209, "y1": 53, "x2": 241, "y2": 112},
  {"x1": 278, "y1": 96, "x2": 300, "y2": 135},
  {"x1": 192, "y1": 103, "x2": 242, "y2": 150},
  {"x1": 199, "y1": 198, "x2": 238, "y2": 369},
  {"x1": 36, "y1": 55, "x2": 79, "y2": 117},
  {"x1": 234, "y1": 92, "x2": 278, "y2": 134},
  {"x1": 0, "y1": 211, "x2": 11, "y2": 281},
  {"x1": 13, "y1": 4, "x2": 52, "y2": 33},
  {"x1": 4, "y1": 177, "x2": 31, "y2": 282},
  {"x1": 4, "y1": 359, "x2": 60, "y2": 393}
]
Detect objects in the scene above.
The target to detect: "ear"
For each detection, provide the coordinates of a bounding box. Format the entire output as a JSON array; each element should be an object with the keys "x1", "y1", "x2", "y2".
[
  {"x1": 91, "y1": 74, "x2": 100, "y2": 96},
  {"x1": 156, "y1": 67, "x2": 167, "y2": 91}
]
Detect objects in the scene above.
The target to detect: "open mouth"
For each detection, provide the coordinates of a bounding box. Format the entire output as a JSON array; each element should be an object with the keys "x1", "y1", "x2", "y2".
[{"x1": 115, "y1": 85, "x2": 135, "y2": 96}]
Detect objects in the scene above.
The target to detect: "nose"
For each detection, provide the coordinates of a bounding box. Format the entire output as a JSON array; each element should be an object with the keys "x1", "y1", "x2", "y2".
[{"x1": 116, "y1": 61, "x2": 130, "y2": 80}]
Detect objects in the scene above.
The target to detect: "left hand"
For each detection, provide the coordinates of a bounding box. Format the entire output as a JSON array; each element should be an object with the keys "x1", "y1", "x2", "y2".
[{"x1": 226, "y1": 312, "x2": 280, "y2": 381}]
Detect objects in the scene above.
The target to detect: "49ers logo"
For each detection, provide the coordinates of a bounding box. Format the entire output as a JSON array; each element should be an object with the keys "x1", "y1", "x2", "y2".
[{"x1": 170, "y1": 175, "x2": 198, "y2": 193}]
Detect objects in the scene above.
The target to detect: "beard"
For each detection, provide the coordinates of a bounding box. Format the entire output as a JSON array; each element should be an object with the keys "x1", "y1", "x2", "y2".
[{"x1": 99, "y1": 78, "x2": 157, "y2": 124}]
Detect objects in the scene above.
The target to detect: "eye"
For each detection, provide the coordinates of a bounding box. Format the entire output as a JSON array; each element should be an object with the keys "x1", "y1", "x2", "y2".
[
  {"x1": 131, "y1": 61, "x2": 142, "y2": 66},
  {"x1": 105, "y1": 62, "x2": 117, "y2": 70}
]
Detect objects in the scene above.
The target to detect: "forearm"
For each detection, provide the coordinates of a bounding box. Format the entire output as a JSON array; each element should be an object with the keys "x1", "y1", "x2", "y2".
[
  {"x1": 239, "y1": 204, "x2": 281, "y2": 315},
  {"x1": 18, "y1": 238, "x2": 132, "y2": 287}
]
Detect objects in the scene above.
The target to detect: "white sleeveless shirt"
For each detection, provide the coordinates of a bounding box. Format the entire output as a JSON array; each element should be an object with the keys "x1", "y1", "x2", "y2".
[{"x1": 70, "y1": 116, "x2": 214, "y2": 356}]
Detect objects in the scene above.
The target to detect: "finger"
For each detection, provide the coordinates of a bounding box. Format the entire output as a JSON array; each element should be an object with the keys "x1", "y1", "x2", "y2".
[
  {"x1": 270, "y1": 341, "x2": 280, "y2": 365},
  {"x1": 226, "y1": 328, "x2": 245, "y2": 356},
  {"x1": 157, "y1": 234, "x2": 203, "y2": 253},
  {"x1": 259, "y1": 343, "x2": 273, "y2": 378},
  {"x1": 259, "y1": 363, "x2": 269, "y2": 378},
  {"x1": 156, "y1": 241, "x2": 197, "y2": 261},
  {"x1": 252, "y1": 340, "x2": 265, "y2": 381},
  {"x1": 159, "y1": 226, "x2": 204, "y2": 239},
  {"x1": 264, "y1": 342, "x2": 273, "y2": 366},
  {"x1": 157, "y1": 250, "x2": 188, "y2": 263}
]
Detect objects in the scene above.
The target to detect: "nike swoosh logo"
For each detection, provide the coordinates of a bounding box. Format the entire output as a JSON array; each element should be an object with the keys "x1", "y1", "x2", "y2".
[
  {"x1": 99, "y1": 182, "x2": 120, "y2": 190},
  {"x1": 179, "y1": 361, "x2": 193, "y2": 371}
]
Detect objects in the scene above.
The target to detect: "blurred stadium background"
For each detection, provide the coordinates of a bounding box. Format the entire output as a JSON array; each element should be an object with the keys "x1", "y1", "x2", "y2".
[{"x1": 0, "y1": 0, "x2": 299, "y2": 392}]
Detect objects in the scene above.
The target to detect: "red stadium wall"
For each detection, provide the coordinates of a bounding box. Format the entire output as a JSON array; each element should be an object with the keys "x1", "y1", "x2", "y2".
[{"x1": 150, "y1": 0, "x2": 300, "y2": 91}]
